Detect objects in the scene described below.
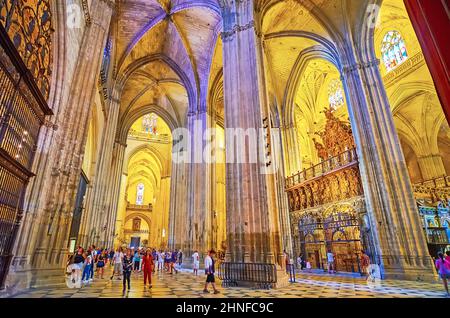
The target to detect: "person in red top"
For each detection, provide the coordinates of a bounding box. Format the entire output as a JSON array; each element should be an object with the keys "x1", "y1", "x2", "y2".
[{"x1": 142, "y1": 249, "x2": 154, "y2": 288}]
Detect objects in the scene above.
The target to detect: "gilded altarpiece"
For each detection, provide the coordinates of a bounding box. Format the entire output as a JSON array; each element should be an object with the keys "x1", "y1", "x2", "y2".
[{"x1": 286, "y1": 110, "x2": 371, "y2": 273}]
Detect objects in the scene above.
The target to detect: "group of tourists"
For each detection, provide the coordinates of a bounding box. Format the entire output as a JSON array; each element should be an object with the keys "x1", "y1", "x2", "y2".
[
  {"x1": 65, "y1": 243, "x2": 450, "y2": 297},
  {"x1": 66, "y1": 245, "x2": 220, "y2": 294},
  {"x1": 67, "y1": 246, "x2": 182, "y2": 291},
  {"x1": 285, "y1": 249, "x2": 372, "y2": 279},
  {"x1": 67, "y1": 245, "x2": 107, "y2": 288},
  {"x1": 287, "y1": 248, "x2": 450, "y2": 296}
]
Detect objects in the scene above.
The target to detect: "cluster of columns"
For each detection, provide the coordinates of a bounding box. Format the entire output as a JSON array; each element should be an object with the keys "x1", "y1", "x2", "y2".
[
  {"x1": 167, "y1": 111, "x2": 222, "y2": 267},
  {"x1": 78, "y1": 86, "x2": 124, "y2": 249},
  {"x1": 220, "y1": 0, "x2": 284, "y2": 269},
  {"x1": 216, "y1": 0, "x2": 435, "y2": 280},
  {"x1": 341, "y1": 51, "x2": 435, "y2": 279}
]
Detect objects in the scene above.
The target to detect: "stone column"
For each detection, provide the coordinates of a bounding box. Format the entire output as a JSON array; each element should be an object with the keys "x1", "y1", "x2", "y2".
[
  {"x1": 417, "y1": 154, "x2": 446, "y2": 181},
  {"x1": 185, "y1": 111, "x2": 213, "y2": 264},
  {"x1": 101, "y1": 140, "x2": 127, "y2": 248},
  {"x1": 282, "y1": 124, "x2": 302, "y2": 177},
  {"x1": 213, "y1": 124, "x2": 227, "y2": 252},
  {"x1": 114, "y1": 172, "x2": 128, "y2": 247},
  {"x1": 79, "y1": 86, "x2": 121, "y2": 248},
  {"x1": 168, "y1": 156, "x2": 188, "y2": 251},
  {"x1": 30, "y1": 0, "x2": 115, "y2": 269},
  {"x1": 220, "y1": 1, "x2": 286, "y2": 285},
  {"x1": 157, "y1": 175, "x2": 171, "y2": 247},
  {"x1": 341, "y1": 53, "x2": 435, "y2": 280},
  {"x1": 273, "y1": 125, "x2": 293, "y2": 256}
]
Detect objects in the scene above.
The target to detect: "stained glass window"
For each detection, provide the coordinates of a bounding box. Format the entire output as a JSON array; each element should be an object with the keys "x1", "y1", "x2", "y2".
[
  {"x1": 328, "y1": 79, "x2": 345, "y2": 111},
  {"x1": 381, "y1": 31, "x2": 408, "y2": 72},
  {"x1": 142, "y1": 114, "x2": 158, "y2": 134},
  {"x1": 136, "y1": 183, "x2": 144, "y2": 205}
]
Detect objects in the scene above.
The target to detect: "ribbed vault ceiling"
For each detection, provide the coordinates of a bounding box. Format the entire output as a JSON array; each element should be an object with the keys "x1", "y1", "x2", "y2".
[{"x1": 114, "y1": 0, "x2": 373, "y2": 128}]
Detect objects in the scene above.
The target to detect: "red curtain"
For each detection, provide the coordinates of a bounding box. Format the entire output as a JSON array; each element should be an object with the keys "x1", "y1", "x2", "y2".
[{"x1": 404, "y1": 0, "x2": 450, "y2": 123}]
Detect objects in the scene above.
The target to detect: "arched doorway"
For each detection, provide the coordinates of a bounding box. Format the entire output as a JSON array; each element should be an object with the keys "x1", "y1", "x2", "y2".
[{"x1": 114, "y1": 113, "x2": 172, "y2": 249}]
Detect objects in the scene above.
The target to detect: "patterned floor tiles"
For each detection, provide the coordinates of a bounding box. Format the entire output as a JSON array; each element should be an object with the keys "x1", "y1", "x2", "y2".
[{"x1": 9, "y1": 268, "x2": 450, "y2": 298}]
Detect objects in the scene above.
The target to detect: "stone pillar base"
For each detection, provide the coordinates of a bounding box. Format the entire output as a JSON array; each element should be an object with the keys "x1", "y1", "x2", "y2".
[
  {"x1": 0, "y1": 267, "x2": 66, "y2": 297},
  {"x1": 383, "y1": 267, "x2": 438, "y2": 282},
  {"x1": 380, "y1": 255, "x2": 438, "y2": 282},
  {"x1": 273, "y1": 270, "x2": 290, "y2": 289}
]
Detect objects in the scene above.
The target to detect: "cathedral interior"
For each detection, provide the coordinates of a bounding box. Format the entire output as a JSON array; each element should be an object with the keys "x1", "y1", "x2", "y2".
[{"x1": 0, "y1": 0, "x2": 450, "y2": 298}]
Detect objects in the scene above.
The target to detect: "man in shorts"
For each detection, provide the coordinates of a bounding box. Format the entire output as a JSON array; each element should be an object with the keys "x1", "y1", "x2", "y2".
[
  {"x1": 110, "y1": 247, "x2": 124, "y2": 280},
  {"x1": 203, "y1": 249, "x2": 220, "y2": 294}
]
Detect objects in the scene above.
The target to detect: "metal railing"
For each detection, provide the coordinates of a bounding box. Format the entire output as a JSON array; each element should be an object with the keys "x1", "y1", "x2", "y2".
[
  {"x1": 414, "y1": 176, "x2": 450, "y2": 189},
  {"x1": 123, "y1": 229, "x2": 150, "y2": 234},
  {"x1": 217, "y1": 262, "x2": 277, "y2": 289},
  {"x1": 127, "y1": 129, "x2": 171, "y2": 144},
  {"x1": 126, "y1": 203, "x2": 153, "y2": 211},
  {"x1": 383, "y1": 51, "x2": 425, "y2": 88},
  {"x1": 286, "y1": 264, "x2": 296, "y2": 283},
  {"x1": 413, "y1": 177, "x2": 450, "y2": 201},
  {"x1": 285, "y1": 148, "x2": 358, "y2": 189}
]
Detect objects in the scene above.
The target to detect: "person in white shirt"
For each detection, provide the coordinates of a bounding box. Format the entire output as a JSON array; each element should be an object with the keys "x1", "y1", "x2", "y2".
[
  {"x1": 327, "y1": 250, "x2": 336, "y2": 274},
  {"x1": 192, "y1": 250, "x2": 200, "y2": 276},
  {"x1": 203, "y1": 249, "x2": 219, "y2": 294},
  {"x1": 157, "y1": 250, "x2": 164, "y2": 271},
  {"x1": 110, "y1": 247, "x2": 124, "y2": 280},
  {"x1": 306, "y1": 260, "x2": 312, "y2": 272},
  {"x1": 90, "y1": 245, "x2": 97, "y2": 281}
]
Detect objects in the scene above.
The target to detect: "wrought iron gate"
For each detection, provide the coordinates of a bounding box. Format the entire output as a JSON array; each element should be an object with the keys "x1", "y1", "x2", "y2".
[{"x1": 0, "y1": 24, "x2": 51, "y2": 289}]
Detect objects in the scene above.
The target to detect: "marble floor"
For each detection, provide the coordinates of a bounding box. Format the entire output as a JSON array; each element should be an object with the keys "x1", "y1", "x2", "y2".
[{"x1": 10, "y1": 268, "x2": 449, "y2": 298}]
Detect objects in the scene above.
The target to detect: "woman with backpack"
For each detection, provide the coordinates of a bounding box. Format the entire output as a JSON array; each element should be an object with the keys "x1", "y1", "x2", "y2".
[{"x1": 435, "y1": 252, "x2": 450, "y2": 296}]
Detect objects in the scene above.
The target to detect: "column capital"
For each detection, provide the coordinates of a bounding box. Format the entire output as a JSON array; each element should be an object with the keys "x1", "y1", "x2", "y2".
[
  {"x1": 218, "y1": 0, "x2": 253, "y2": 10},
  {"x1": 89, "y1": 0, "x2": 116, "y2": 31},
  {"x1": 44, "y1": 117, "x2": 58, "y2": 131},
  {"x1": 187, "y1": 109, "x2": 209, "y2": 117},
  {"x1": 114, "y1": 139, "x2": 127, "y2": 148},
  {"x1": 219, "y1": 0, "x2": 256, "y2": 42},
  {"x1": 221, "y1": 20, "x2": 255, "y2": 42},
  {"x1": 99, "y1": 0, "x2": 116, "y2": 10},
  {"x1": 342, "y1": 58, "x2": 380, "y2": 75}
]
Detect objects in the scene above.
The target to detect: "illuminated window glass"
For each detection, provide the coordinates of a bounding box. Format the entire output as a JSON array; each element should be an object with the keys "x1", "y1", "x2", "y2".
[
  {"x1": 142, "y1": 114, "x2": 158, "y2": 134},
  {"x1": 136, "y1": 183, "x2": 144, "y2": 205},
  {"x1": 328, "y1": 79, "x2": 345, "y2": 111},
  {"x1": 381, "y1": 31, "x2": 408, "y2": 72}
]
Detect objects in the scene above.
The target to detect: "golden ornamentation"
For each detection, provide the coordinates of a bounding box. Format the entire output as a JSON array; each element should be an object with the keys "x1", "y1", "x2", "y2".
[
  {"x1": 287, "y1": 166, "x2": 363, "y2": 212},
  {"x1": 314, "y1": 108, "x2": 355, "y2": 159},
  {"x1": 0, "y1": 0, "x2": 53, "y2": 99}
]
